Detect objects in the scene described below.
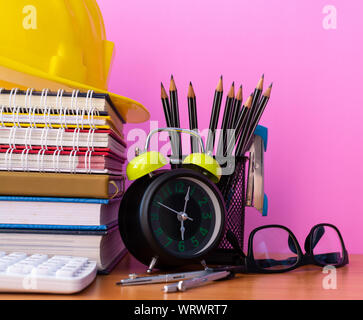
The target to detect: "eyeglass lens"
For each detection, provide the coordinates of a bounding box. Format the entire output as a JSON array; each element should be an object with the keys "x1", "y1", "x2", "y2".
[
  {"x1": 311, "y1": 225, "x2": 344, "y2": 265},
  {"x1": 252, "y1": 227, "x2": 298, "y2": 271}
]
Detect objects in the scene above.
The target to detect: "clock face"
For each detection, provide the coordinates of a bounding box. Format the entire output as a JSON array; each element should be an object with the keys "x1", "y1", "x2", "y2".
[{"x1": 147, "y1": 176, "x2": 223, "y2": 259}]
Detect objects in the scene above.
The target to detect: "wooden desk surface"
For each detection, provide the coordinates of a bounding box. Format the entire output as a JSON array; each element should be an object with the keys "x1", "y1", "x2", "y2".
[{"x1": 1, "y1": 254, "x2": 362, "y2": 300}]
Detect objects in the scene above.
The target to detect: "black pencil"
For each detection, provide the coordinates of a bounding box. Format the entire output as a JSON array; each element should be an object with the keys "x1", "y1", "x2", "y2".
[
  {"x1": 241, "y1": 83, "x2": 272, "y2": 154},
  {"x1": 188, "y1": 82, "x2": 199, "y2": 153},
  {"x1": 161, "y1": 82, "x2": 172, "y2": 127},
  {"x1": 169, "y1": 75, "x2": 182, "y2": 162},
  {"x1": 229, "y1": 93, "x2": 253, "y2": 157},
  {"x1": 237, "y1": 74, "x2": 264, "y2": 155},
  {"x1": 216, "y1": 82, "x2": 235, "y2": 157},
  {"x1": 206, "y1": 76, "x2": 223, "y2": 154},
  {"x1": 161, "y1": 82, "x2": 178, "y2": 159},
  {"x1": 230, "y1": 85, "x2": 243, "y2": 130},
  {"x1": 251, "y1": 73, "x2": 264, "y2": 119}
]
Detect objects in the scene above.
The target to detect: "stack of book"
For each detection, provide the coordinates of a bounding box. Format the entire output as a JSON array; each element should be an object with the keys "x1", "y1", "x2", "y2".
[{"x1": 0, "y1": 88, "x2": 127, "y2": 273}]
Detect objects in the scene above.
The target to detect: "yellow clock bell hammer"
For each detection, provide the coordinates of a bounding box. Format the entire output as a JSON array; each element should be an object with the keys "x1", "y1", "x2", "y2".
[{"x1": 0, "y1": 0, "x2": 149, "y2": 124}]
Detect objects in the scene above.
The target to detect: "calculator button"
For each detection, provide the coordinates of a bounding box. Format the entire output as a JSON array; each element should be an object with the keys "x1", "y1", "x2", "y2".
[
  {"x1": 56, "y1": 268, "x2": 76, "y2": 278},
  {"x1": 33, "y1": 265, "x2": 56, "y2": 276},
  {"x1": 7, "y1": 263, "x2": 34, "y2": 275}
]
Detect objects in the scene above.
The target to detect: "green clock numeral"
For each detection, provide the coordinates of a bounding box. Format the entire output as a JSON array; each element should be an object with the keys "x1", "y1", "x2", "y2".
[
  {"x1": 202, "y1": 212, "x2": 212, "y2": 219},
  {"x1": 155, "y1": 227, "x2": 163, "y2": 237},
  {"x1": 165, "y1": 237, "x2": 173, "y2": 247},
  {"x1": 152, "y1": 194, "x2": 163, "y2": 208},
  {"x1": 190, "y1": 185, "x2": 196, "y2": 196},
  {"x1": 151, "y1": 212, "x2": 159, "y2": 221},
  {"x1": 198, "y1": 196, "x2": 208, "y2": 208},
  {"x1": 178, "y1": 241, "x2": 185, "y2": 252},
  {"x1": 152, "y1": 201, "x2": 160, "y2": 208},
  {"x1": 175, "y1": 182, "x2": 186, "y2": 193},
  {"x1": 190, "y1": 236, "x2": 199, "y2": 247},
  {"x1": 200, "y1": 227, "x2": 208, "y2": 236},
  {"x1": 162, "y1": 186, "x2": 173, "y2": 198}
]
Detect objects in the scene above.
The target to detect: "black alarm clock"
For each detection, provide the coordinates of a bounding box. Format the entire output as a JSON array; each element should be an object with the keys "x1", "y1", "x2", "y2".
[{"x1": 119, "y1": 128, "x2": 226, "y2": 271}]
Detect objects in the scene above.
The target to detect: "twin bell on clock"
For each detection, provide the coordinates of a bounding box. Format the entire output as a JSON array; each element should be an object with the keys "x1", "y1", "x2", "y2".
[{"x1": 119, "y1": 128, "x2": 226, "y2": 271}]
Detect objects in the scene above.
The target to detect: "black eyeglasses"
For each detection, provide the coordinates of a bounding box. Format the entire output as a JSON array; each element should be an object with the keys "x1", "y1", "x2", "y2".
[{"x1": 226, "y1": 223, "x2": 349, "y2": 273}]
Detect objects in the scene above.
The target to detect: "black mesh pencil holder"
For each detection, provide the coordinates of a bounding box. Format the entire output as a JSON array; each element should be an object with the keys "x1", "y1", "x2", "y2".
[{"x1": 206, "y1": 156, "x2": 248, "y2": 265}]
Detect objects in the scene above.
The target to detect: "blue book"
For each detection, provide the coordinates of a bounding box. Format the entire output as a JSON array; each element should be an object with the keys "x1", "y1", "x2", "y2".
[{"x1": 0, "y1": 196, "x2": 121, "y2": 230}]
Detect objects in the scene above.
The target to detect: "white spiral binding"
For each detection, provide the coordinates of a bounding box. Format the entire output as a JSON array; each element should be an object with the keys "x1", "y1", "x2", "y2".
[
  {"x1": 86, "y1": 128, "x2": 96, "y2": 151},
  {"x1": 1, "y1": 87, "x2": 101, "y2": 173},
  {"x1": 57, "y1": 89, "x2": 68, "y2": 129},
  {"x1": 37, "y1": 148, "x2": 47, "y2": 173},
  {"x1": 40, "y1": 127, "x2": 49, "y2": 150},
  {"x1": 55, "y1": 127, "x2": 65, "y2": 151},
  {"x1": 68, "y1": 148, "x2": 77, "y2": 174},
  {"x1": 9, "y1": 88, "x2": 20, "y2": 127},
  {"x1": 86, "y1": 90, "x2": 98, "y2": 129},
  {"x1": 40, "y1": 88, "x2": 53, "y2": 129},
  {"x1": 5, "y1": 146, "x2": 15, "y2": 171},
  {"x1": 20, "y1": 148, "x2": 31, "y2": 172},
  {"x1": 71, "y1": 89, "x2": 80, "y2": 128},
  {"x1": 84, "y1": 149, "x2": 92, "y2": 173},
  {"x1": 9, "y1": 126, "x2": 17, "y2": 149}
]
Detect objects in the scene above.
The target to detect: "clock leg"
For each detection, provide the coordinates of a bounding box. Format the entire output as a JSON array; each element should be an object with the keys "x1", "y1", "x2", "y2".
[
  {"x1": 200, "y1": 259, "x2": 209, "y2": 270},
  {"x1": 147, "y1": 256, "x2": 159, "y2": 273}
]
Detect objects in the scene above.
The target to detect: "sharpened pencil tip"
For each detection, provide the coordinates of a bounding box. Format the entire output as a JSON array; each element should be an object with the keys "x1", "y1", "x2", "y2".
[
  {"x1": 228, "y1": 82, "x2": 235, "y2": 97},
  {"x1": 236, "y1": 85, "x2": 243, "y2": 100},
  {"x1": 216, "y1": 76, "x2": 223, "y2": 92},
  {"x1": 161, "y1": 82, "x2": 168, "y2": 98},
  {"x1": 257, "y1": 74, "x2": 264, "y2": 90},
  {"x1": 269, "y1": 82, "x2": 273, "y2": 88},
  {"x1": 169, "y1": 75, "x2": 177, "y2": 91},
  {"x1": 188, "y1": 82, "x2": 195, "y2": 98}
]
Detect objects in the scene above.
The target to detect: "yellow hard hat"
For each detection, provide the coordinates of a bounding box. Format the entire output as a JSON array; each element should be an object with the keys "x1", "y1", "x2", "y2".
[{"x1": 0, "y1": 0, "x2": 149, "y2": 123}]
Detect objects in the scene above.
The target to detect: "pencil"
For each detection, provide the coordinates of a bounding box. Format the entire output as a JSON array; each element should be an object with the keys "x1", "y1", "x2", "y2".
[
  {"x1": 161, "y1": 82, "x2": 172, "y2": 127},
  {"x1": 230, "y1": 93, "x2": 253, "y2": 157},
  {"x1": 216, "y1": 82, "x2": 235, "y2": 157},
  {"x1": 230, "y1": 85, "x2": 243, "y2": 130},
  {"x1": 169, "y1": 75, "x2": 182, "y2": 162},
  {"x1": 161, "y1": 82, "x2": 178, "y2": 159},
  {"x1": 188, "y1": 82, "x2": 199, "y2": 153},
  {"x1": 241, "y1": 83, "x2": 272, "y2": 154},
  {"x1": 237, "y1": 74, "x2": 264, "y2": 155},
  {"x1": 206, "y1": 76, "x2": 223, "y2": 154}
]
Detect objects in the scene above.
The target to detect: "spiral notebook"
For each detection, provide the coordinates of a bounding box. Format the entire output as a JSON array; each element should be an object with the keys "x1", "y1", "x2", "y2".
[
  {"x1": 0, "y1": 88, "x2": 125, "y2": 121},
  {"x1": 0, "y1": 148, "x2": 125, "y2": 174},
  {"x1": 0, "y1": 128, "x2": 126, "y2": 152}
]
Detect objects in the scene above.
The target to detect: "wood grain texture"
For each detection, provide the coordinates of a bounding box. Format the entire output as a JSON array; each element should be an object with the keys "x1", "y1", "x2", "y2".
[{"x1": 0, "y1": 253, "x2": 362, "y2": 300}]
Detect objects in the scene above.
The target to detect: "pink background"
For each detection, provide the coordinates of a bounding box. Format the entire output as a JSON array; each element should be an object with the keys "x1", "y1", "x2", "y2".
[{"x1": 98, "y1": 0, "x2": 363, "y2": 253}]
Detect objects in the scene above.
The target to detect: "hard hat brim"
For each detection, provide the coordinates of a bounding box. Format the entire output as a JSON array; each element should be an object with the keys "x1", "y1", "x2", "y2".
[{"x1": 0, "y1": 55, "x2": 150, "y2": 124}]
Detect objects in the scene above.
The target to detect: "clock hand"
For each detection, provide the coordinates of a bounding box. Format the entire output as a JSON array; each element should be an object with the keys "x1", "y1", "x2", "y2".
[
  {"x1": 180, "y1": 220, "x2": 185, "y2": 241},
  {"x1": 183, "y1": 186, "x2": 190, "y2": 214},
  {"x1": 157, "y1": 202, "x2": 194, "y2": 221}
]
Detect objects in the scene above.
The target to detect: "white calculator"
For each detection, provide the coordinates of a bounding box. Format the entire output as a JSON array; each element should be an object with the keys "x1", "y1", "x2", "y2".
[{"x1": 0, "y1": 252, "x2": 97, "y2": 294}]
